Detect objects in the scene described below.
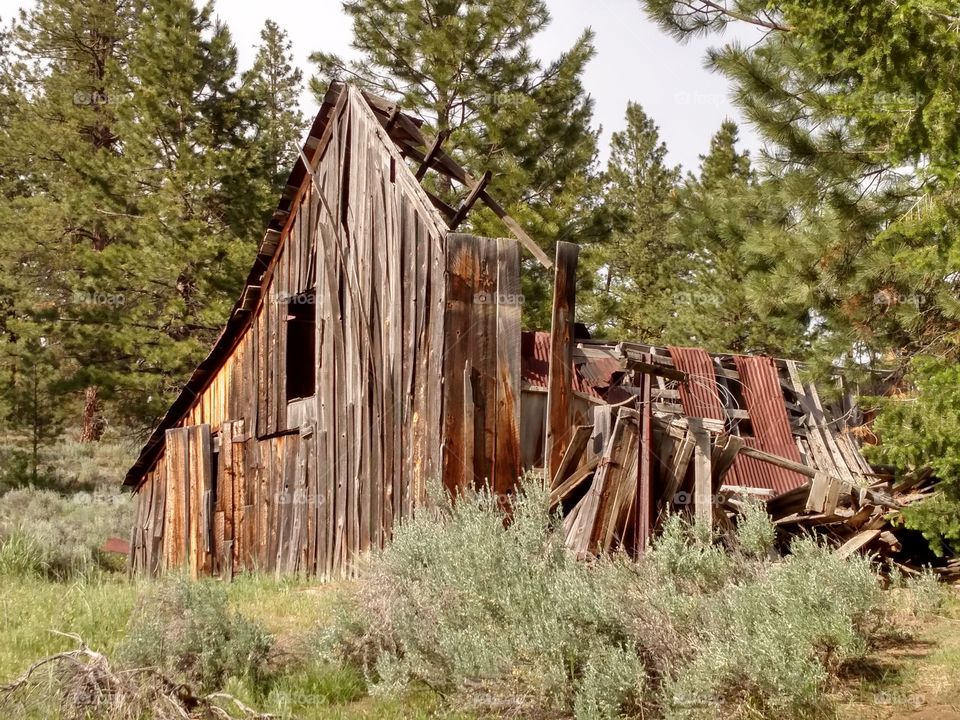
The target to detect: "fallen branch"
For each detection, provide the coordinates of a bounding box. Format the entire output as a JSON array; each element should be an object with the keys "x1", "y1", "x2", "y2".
[{"x1": 1, "y1": 634, "x2": 278, "y2": 720}]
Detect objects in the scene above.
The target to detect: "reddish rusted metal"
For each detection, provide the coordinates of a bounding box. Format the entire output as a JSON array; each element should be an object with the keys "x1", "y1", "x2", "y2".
[
  {"x1": 668, "y1": 347, "x2": 808, "y2": 494},
  {"x1": 731, "y1": 356, "x2": 808, "y2": 493},
  {"x1": 667, "y1": 347, "x2": 726, "y2": 420},
  {"x1": 521, "y1": 331, "x2": 619, "y2": 400}
]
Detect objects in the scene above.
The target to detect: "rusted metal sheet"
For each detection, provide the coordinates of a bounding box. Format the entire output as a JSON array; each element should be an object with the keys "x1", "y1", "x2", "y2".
[
  {"x1": 520, "y1": 331, "x2": 616, "y2": 399},
  {"x1": 667, "y1": 347, "x2": 727, "y2": 420},
  {"x1": 731, "y1": 356, "x2": 808, "y2": 494}
]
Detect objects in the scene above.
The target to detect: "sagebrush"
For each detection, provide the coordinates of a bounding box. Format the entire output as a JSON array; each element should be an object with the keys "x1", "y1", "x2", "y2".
[
  {"x1": 0, "y1": 486, "x2": 134, "y2": 579},
  {"x1": 119, "y1": 576, "x2": 273, "y2": 694},
  {"x1": 323, "y1": 478, "x2": 894, "y2": 720}
]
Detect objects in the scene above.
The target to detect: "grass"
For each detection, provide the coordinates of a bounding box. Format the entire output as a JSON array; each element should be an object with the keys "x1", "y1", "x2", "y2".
[
  {"x1": 0, "y1": 441, "x2": 956, "y2": 720},
  {"x1": 0, "y1": 572, "x2": 478, "y2": 720},
  {"x1": 0, "y1": 558, "x2": 958, "y2": 720},
  {"x1": 0, "y1": 575, "x2": 137, "y2": 682}
]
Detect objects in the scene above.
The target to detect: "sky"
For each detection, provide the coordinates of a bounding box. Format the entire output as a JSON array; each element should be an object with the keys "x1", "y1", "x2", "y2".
[{"x1": 0, "y1": 0, "x2": 764, "y2": 174}]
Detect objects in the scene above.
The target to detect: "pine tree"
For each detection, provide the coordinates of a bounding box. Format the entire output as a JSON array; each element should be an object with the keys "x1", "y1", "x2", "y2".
[
  {"x1": 105, "y1": 0, "x2": 257, "y2": 422},
  {"x1": 579, "y1": 102, "x2": 679, "y2": 340},
  {"x1": 0, "y1": 336, "x2": 65, "y2": 484},
  {"x1": 0, "y1": 0, "x2": 138, "y2": 438},
  {"x1": 662, "y1": 121, "x2": 809, "y2": 355},
  {"x1": 642, "y1": 0, "x2": 960, "y2": 365},
  {"x1": 642, "y1": 0, "x2": 960, "y2": 548},
  {"x1": 311, "y1": 0, "x2": 600, "y2": 327},
  {"x1": 242, "y1": 19, "x2": 306, "y2": 229},
  {"x1": 0, "y1": 0, "x2": 259, "y2": 429}
]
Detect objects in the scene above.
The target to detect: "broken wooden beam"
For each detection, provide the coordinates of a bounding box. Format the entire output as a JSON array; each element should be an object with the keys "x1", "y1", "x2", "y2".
[
  {"x1": 689, "y1": 417, "x2": 713, "y2": 529},
  {"x1": 450, "y1": 170, "x2": 492, "y2": 230},
  {"x1": 415, "y1": 129, "x2": 450, "y2": 181}
]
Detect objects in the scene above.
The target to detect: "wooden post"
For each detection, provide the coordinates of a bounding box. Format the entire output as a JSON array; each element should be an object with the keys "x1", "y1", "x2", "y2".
[
  {"x1": 545, "y1": 242, "x2": 578, "y2": 481},
  {"x1": 634, "y1": 369, "x2": 653, "y2": 555},
  {"x1": 689, "y1": 417, "x2": 713, "y2": 530}
]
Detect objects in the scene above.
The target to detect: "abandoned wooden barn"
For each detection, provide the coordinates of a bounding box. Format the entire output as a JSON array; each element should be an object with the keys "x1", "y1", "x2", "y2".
[{"x1": 124, "y1": 82, "x2": 886, "y2": 579}]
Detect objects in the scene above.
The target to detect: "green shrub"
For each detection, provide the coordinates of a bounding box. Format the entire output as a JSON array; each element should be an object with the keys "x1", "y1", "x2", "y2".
[
  {"x1": 733, "y1": 497, "x2": 778, "y2": 559},
  {"x1": 0, "y1": 529, "x2": 49, "y2": 577},
  {"x1": 324, "y1": 480, "x2": 893, "y2": 720},
  {"x1": 664, "y1": 537, "x2": 883, "y2": 719},
  {"x1": 0, "y1": 487, "x2": 134, "y2": 579},
  {"x1": 120, "y1": 576, "x2": 273, "y2": 693},
  {"x1": 323, "y1": 479, "x2": 650, "y2": 719}
]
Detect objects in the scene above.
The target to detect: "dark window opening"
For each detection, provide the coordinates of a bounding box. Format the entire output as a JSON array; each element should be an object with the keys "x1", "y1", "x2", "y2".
[{"x1": 285, "y1": 290, "x2": 316, "y2": 402}]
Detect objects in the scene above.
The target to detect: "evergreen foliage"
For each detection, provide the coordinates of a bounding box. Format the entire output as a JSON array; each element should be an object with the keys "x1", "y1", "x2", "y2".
[
  {"x1": 0, "y1": 2, "x2": 304, "y2": 435},
  {"x1": 579, "y1": 102, "x2": 679, "y2": 339}
]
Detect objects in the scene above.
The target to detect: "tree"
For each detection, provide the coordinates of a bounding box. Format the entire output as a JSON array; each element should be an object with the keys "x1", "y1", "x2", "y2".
[
  {"x1": 661, "y1": 120, "x2": 810, "y2": 355},
  {"x1": 311, "y1": 0, "x2": 601, "y2": 327},
  {"x1": 0, "y1": 0, "x2": 262, "y2": 430},
  {"x1": 0, "y1": 336, "x2": 65, "y2": 484},
  {"x1": 642, "y1": 0, "x2": 960, "y2": 367},
  {"x1": 579, "y1": 102, "x2": 679, "y2": 340},
  {"x1": 0, "y1": 0, "x2": 139, "y2": 439},
  {"x1": 242, "y1": 19, "x2": 306, "y2": 227}
]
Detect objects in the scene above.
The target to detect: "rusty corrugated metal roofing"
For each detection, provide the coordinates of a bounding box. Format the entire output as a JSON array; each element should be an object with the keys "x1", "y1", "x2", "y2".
[
  {"x1": 668, "y1": 347, "x2": 808, "y2": 494},
  {"x1": 667, "y1": 347, "x2": 726, "y2": 420},
  {"x1": 731, "y1": 356, "x2": 808, "y2": 493},
  {"x1": 521, "y1": 331, "x2": 618, "y2": 399}
]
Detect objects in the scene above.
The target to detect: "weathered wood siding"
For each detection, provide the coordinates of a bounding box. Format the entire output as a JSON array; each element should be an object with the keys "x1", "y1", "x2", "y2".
[{"x1": 129, "y1": 86, "x2": 522, "y2": 579}]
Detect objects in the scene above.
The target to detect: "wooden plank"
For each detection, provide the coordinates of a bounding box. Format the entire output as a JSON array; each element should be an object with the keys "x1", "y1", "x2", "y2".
[
  {"x1": 550, "y1": 457, "x2": 600, "y2": 507},
  {"x1": 836, "y1": 529, "x2": 881, "y2": 558},
  {"x1": 415, "y1": 129, "x2": 450, "y2": 181},
  {"x1": 471, "y1": 237, "x2": 498, "y2": 489},
  {"x1": 463, "y1": 360, "x2": 475, "y2": 490},
  {"x1": 493, "y1": 238, "x2": 522, "y2": 497},
  {"x1": 450, "y1": 170, "x2": 492, "y2": 229},
  {"x1": 441, "y1": 234, "x2": 477, "y2": 493},
  {"x1": 689, "y1": 418, "x2": 713, "y2": 529},
  {"x1": 805, "y1": 470, "x2": 831, "y2": 514},
  {"x1": 658, "y1": 430, "x2": 694, "y2": 525},
  {"x1": 635, "y1": 371, "x2": 653, "y2": 555},
  {"x1": 711, "y1": 433, "x2": 744, "y2": 486},
  {"x1": 587, "y1": 405, "x2": 616, "y2": 466},
  {"x1": 550, "y1": 424, "x2": 593, "y2": 488},
  {"x1": 544, "y1": 242, "x2": 579, "y2": 481},
  {"x1": 590, "y1": 409, "x2": 641, "y2": 554}
]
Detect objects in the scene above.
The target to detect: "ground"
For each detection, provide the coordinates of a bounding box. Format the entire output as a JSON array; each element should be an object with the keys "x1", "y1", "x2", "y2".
[
  {"x1": 1, "y1": 572, "x2": 958, "y2": 719},
  {"x1": 836, "y1": 592, "x2": 960, "y2": 719}
]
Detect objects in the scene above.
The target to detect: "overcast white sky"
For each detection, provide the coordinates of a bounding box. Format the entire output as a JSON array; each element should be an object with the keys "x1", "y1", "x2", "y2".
[{"x1": 0, "y1": 0, "x2": 763, "y2": 173}]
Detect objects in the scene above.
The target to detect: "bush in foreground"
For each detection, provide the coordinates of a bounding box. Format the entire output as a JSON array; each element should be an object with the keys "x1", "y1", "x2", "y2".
[
  {"x1": 120, "y1": 576, "x2": 273, "y2": 693},
  {"x1": 323, "y1": 479, "x2": 894, "y2": 720}
]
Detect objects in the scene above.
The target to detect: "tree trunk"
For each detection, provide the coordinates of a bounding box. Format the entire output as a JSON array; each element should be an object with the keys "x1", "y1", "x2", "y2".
[{"x1": 80, "y1": 386, "x2": 105, "y2": 442}]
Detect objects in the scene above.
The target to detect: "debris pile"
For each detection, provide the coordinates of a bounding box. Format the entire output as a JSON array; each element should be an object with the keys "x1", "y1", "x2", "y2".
[{"x1": 538, "y1": 338, "x2": 951, "y2": 575}]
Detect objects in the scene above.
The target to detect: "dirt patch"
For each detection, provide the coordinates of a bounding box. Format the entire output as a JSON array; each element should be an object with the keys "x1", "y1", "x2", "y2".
[{"x1": 836, "y1": 595, "x2": 960, "y2": 719}]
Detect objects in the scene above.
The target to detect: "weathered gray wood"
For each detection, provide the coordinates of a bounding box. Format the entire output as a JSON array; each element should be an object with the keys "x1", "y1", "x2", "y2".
[
  {"x1": 493, "y1": 238, "x2": 522, "y2": 496},
  {"x1": 689, "y1": 418, "x2": 713, "y2": 529},
  {"x1": 545, "y1": 242, "x2": 579, "y2": 481}
]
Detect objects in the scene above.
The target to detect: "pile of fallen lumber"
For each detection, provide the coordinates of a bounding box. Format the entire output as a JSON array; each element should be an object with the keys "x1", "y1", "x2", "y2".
[
  {"x1": 768, "y1": 465, "x2": 958, "y2": 580},
  {"x1": 543, "y1": 340, "x2": 953, "y2": 576}
]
